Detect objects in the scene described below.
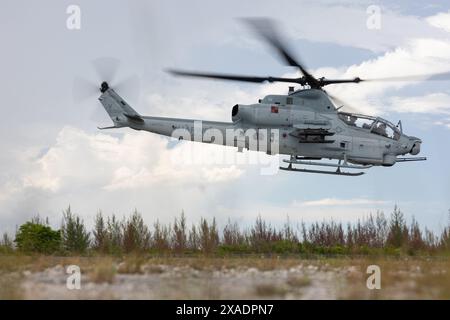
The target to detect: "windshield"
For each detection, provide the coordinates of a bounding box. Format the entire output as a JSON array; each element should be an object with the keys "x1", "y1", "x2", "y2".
[
  {"x1": 338, "y1": 112, "x2": 401, "y2": 140},
  {"x1": 371, "y1": 120, "x2": 401, "y2": 140}
]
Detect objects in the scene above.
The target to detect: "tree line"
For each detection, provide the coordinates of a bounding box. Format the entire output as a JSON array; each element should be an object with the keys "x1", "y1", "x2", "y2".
[{"x1": 1, "y1": 206, "x2": 449, "y2": 255}]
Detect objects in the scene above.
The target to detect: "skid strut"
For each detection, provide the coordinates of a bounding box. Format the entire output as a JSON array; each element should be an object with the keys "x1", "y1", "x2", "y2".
[{"x1": 280, "y1": 154, "x2": 370, "y2": 176}]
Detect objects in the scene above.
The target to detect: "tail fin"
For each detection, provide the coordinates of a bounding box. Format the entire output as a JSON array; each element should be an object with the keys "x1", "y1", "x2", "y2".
[{"x1": 98, "y1": 82, "x2": 143, "y2": 129}]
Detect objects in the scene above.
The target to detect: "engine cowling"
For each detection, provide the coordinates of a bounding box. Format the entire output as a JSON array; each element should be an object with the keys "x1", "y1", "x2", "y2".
[{"x1": 231, "y1": 103, "x2": 295, "y2": 126}]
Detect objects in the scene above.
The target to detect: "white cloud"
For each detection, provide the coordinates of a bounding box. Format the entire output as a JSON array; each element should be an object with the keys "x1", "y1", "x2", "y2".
[
  {"x1": 202, "y1": 166, "x2": 244, "y2": 183},
  {"x1": 23, "y1": 126, "x2": 245, "y2": 193},
  {"x1": 322, "y1": 38, "x2": 450, "y2": 117},
  {"x1": 389, "y1": 93, "x2": 450, "y2": 115},
  {"x1": 427, "y1": 11, "x2": 450, "y2": 33},
  {"x1": 298, "y1": 198, "x2": 389, "y2": 207},
  {"x1": 0, "y1": 126, "x2": 250, "y2": 232}
]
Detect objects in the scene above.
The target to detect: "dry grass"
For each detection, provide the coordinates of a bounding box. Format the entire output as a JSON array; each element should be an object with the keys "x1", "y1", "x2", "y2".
[
  {"x1": 88, "y1": 257, "x2": 116, "y2": 284},
  {"x1": 117, "y1": 255, "x2": 146, "y2": 274},
  {"x1": 0, "y1": 272, "x2": 23, "y2": 299},
  {"x1": 254, "y1": 283, "x2": 288, "y2": 297}
]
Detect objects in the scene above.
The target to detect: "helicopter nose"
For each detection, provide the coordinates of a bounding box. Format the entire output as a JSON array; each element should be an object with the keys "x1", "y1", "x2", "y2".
[{"x1": 409, "y1": 138, "x2": 422, "y2": 155}]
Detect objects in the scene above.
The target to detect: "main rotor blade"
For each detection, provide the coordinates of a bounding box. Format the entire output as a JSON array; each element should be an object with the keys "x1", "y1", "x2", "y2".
[
  {"x1": 167, "y1": 69, "x2": 304, "y2": 85},
  {"x1": 320, "y1": 78, "x2": 362, "y2": 86},
  {"x1": 364, "y1": 71, "x2": 450, "y2": 82},
  {"x1": 242, "y1": 18, "x2": 320, "y2": 88}
]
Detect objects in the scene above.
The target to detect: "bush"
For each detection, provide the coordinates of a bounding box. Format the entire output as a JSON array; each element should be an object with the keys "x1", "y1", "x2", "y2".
[{"x1": 15, "y1": 222, "x2": 61, "y2": 254}]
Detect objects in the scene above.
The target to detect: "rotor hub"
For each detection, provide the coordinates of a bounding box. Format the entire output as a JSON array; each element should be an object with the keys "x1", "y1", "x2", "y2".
[{"x1": 100, "y1": 81, "x2": 109, "y2": 93}]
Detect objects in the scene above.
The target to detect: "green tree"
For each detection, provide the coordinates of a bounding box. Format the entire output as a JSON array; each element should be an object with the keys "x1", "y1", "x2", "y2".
[
  {"x1": 387, "y1": 206, "x2": 409, "y2": 248},
  {"x1": 106, "y1": 214, "x2": 123, "y2": 254},
  {"x1": 198, "y1": 217, "x2": 219, "y2": 253},
  {"x1": 93, "y1": 211, "x2": 108, "y2": 253},
  {"x1": 15, "y1": 222, "x2": 60, "y2": 253},
  {"x1": 122, "y1": 210, "x2": 151, "y2": 253},
  {"x1": 61, "y1": 206, "x2": 90, "y2": 253},
  {"x1": 172, "y1": 211, "x2": 187, "y2": 252},
  {"x1": 152, "y1": 219, "x2": 170, "y2": 251}
]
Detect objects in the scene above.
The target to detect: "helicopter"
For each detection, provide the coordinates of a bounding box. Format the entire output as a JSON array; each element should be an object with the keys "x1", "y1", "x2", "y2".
[{"x1": 95, "y1": 19, "x2": 448, "y2": 176}]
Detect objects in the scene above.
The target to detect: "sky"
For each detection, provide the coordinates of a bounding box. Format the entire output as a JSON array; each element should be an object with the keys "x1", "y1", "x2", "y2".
[{"x1": 1, "y1": 0, "x2": 450, "y2": 234}]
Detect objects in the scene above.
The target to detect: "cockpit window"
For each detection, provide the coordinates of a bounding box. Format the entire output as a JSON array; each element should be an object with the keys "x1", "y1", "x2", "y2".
[
  {"x1": 338, "y1": 112, "x2": 401, "y2": 140},
  {"x1": 371, "y1": 120, "x2": 400, "y2": 140}
]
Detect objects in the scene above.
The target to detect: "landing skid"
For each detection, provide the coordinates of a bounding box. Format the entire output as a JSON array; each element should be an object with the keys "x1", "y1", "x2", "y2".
[
  {"x1": 280, "y1": 155, "x2": 369, "y2": 176},
  {"x1": 280, "y1": 164, "x2": 365, "y2": 176}
]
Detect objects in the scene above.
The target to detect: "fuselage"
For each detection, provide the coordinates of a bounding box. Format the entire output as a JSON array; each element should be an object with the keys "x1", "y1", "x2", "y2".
[{"x1": 100, "y1": 87, "x2": 422, "y2": 167}]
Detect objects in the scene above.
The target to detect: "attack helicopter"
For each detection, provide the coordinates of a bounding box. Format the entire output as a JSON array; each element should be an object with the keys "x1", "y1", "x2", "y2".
[{"x1": 95, "y1": 19, "x2": 449, "y2": 176}]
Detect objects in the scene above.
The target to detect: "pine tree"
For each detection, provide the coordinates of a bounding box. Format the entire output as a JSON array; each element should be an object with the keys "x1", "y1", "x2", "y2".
[
  {"x1": 387, "y1": 206, "x2": 408, "y2": 248},
  {"x1": 122, "y1": 209, "x2": 151, "y2": 253},
  {"x1": 93, "y1": 211, "x2": 108, "y2": 252},
  {"x1": 61, "y1": 206, "x2": 90, "y2": 253},
  {"x1": 172, "y1": 211, "x2": 187, "y2": 252}
]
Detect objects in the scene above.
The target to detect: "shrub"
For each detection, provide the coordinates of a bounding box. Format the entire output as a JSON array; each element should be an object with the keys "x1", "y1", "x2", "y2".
[{"x1": 15, "y1": 222, "x2": 61, "y2": 254}]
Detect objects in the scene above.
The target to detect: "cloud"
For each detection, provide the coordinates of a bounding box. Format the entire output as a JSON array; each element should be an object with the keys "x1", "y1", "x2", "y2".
[
  {"x1": 389, "y1": 93, "x2": 450, "y2": 115},
  {"x1": 427, "y1": 11, "x2": 450, "y2": 33},
  {"x1": 298, "y1": 198, "x2": 390, "y2": 207},
  {"x1": 321, "y1": 37, "x2": 450, "y2": 117},
  {"x1": 0, "y1": 126, "x2": 250, "y2": 232},
  {"x1": 22, "y1": 126, "x2": 245, "y2": 193}
]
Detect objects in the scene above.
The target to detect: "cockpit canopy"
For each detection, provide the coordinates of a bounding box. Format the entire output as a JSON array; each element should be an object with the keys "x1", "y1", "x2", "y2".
[{"x1": 338, "y1": 112, "x2": 401, "y2": 140}]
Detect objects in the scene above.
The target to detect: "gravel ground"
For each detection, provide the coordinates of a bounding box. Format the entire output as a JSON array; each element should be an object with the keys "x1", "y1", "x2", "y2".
[
  {"x1": 12, "y1": 257, "x2": 447, "y2": 300},
  {"x1": 20, "y1": 263, "x2": 348, "y2": 299},
  {"x1": 0, "y1": 256, "x2": 448, "y2": 299}
]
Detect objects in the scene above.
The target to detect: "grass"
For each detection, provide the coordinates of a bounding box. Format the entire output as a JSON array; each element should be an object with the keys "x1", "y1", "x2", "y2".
[{"x1": 88, "y1": 257, "x2": 116, "y2": 284}]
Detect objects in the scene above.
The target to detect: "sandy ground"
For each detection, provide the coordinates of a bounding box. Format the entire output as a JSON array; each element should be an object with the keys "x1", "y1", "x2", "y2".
[{"x1": 1, "y1": 256, "x2": 449, "y2": 299}]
